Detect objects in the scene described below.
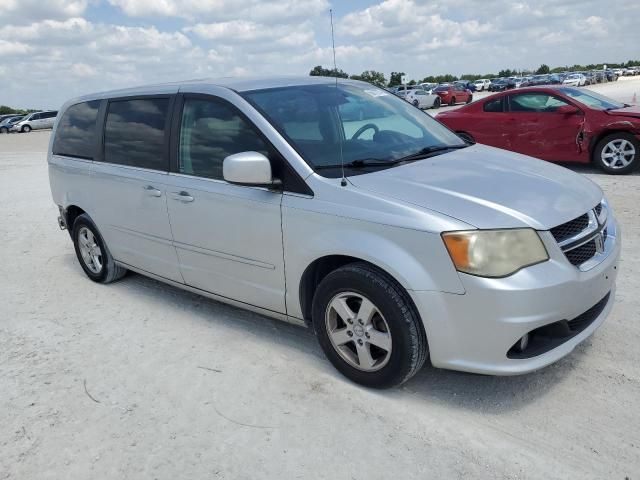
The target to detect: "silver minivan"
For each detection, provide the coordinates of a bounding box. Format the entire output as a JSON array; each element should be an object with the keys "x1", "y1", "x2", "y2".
[
  {"x1": 48, "y1": 77, "x2": 620, "y2": 388},
  {"x1": 12, "y1": 110, "x2": 58, "y2": 132}
]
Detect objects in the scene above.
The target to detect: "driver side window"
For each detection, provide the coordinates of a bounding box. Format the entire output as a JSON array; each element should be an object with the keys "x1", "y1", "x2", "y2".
[
  {"x1": 509, "y1": 93, "x2": 569, "y2": 113},
  {"x1": 178, "y1": 98, "x2": 270, "y2": 180}
]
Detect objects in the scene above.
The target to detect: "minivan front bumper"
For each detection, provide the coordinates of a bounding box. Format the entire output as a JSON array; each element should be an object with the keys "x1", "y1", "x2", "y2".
[{"x1": 410, "y1": 217, "x2": 621, "y2": 375}]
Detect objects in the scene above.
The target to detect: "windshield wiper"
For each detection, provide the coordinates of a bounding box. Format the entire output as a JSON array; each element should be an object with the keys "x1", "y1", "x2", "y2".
[
  {"x1": 314, "y1": 158, "x2": 401, "y2": 170},
  {"x1": 394, "y1": 144, "x2": 468, "y2": 163}
]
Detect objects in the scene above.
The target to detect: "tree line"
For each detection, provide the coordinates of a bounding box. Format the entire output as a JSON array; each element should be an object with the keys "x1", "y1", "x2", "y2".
[
  {"x1": 0, "y1": 105, "x2": 38, "y2": 115},
  {"x1": 310, "y1": 59, "x2": 640, "y2": 88}
]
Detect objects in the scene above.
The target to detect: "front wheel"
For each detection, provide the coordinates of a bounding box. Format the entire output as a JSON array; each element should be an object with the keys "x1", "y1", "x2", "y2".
[
  {"x1": 449, "y1": 97, "x2": 456, "y2": 106},
  {"x1": 412, "y1": 99, "x2": 419, "y2": 108},
  {"x1": 0, "y1": 127, "x2": 7, "y2": 134},
  {"x1": 312, "y1": 263, "x2": 428, "y2": 389},
  {"x1": 22, "y1": 125, "x2": 32, "y2": 133},
  {"x1": 72, "y1": 214, "x2": 127, "y2": 283},
  {"x1": 593, "y1": 132, "x2": 639, "y2": 174},
  {"x1": 432, "y1": 97, "x2": 441, "y2": 109}
]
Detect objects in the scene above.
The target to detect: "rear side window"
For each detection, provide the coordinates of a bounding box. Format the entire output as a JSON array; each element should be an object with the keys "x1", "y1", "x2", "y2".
[
  {"x1": 483, "y1": 97, "x2": 504, "y2": 112},
  {"x1": 53, "y1": 101, "x2": 100, "y2": 159},
  {"x1": 178, "y1": 98, "x2": 271, "y2": 180},
  {"x1": 104, "y1": 98, "x2": 170, "y2": 170}
]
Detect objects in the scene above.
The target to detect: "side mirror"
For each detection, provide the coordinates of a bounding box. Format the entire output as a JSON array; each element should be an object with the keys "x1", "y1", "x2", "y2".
[
  {"x1": 556, "y1": 105, "x2": 581, "y2": 115},
  {"x1": 223, "y1": 151, "x2": 280, "y2": 188}
]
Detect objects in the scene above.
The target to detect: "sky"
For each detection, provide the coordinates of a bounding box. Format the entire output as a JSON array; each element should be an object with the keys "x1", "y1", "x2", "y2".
[{"x1": 1, "y1": 0, "x2": 639, "y2": 109}]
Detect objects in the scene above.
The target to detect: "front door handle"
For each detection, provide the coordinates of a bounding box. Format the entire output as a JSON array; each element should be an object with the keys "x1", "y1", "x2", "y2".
[
  {"x1": 143, "y1": 185, "x2": 162, "y2": 197},
  {"x1": 170, "y1": 191, "x2": 194, "y2": 203}
]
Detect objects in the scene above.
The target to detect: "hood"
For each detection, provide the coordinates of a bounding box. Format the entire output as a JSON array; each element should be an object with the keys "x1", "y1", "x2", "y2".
[
  {"x1": 348, "y1": 144, "x2": 602, "y2": 230},
  {"x1": 607, "y1": 105, "x2": 640, "y2": 119}
]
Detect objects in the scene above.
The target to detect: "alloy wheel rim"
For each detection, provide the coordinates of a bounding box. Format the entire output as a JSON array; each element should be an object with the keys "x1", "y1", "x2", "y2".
[
  {"x1": 601, "y1": 139, "x2": 636, "y2": 169},
  {"x1": 325, "y1": 292, "x2": 392, "y2": 372},
  {"x1": 78, "y1": 227, "x2": 103, "y2": 274}
]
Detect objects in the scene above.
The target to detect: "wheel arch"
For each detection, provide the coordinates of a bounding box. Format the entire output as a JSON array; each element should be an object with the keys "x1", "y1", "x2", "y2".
[
  {"x1": 589, "y1": 127, "x2": 639, "y2": 156},
  {"x1": 64, "y1": 205, "x2": 87, "y2": 237},
  {"x1": 298, "y1": 255, "x2": 418, "y2": 327}
]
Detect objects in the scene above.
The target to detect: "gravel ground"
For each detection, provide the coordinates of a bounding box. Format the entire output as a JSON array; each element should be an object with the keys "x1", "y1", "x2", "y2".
[{"x1": 1, "y1": 80, "x2": 639, "y2": 479}]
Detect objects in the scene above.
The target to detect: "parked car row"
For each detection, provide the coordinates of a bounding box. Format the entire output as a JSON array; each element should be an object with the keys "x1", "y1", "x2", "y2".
[
  {"x1": 0, "y1": 110, "x2": 58, "y2": 133},
  {"x1": 620, "y1": 66, "x2": 640, "y2": 76},
  {"x1": 389, "y1": 83, "x2": 473, "y2": 108}
]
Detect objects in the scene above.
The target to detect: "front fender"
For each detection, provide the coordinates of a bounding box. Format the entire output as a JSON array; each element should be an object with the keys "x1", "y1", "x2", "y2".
[{"x1": 282, "y1": 204, "x2": 465, "y2": 319}]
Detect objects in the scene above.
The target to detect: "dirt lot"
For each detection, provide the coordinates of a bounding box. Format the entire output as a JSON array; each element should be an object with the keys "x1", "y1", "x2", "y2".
[{"x1": 1, "y1": 81, "x2": 639, "y2": 479}]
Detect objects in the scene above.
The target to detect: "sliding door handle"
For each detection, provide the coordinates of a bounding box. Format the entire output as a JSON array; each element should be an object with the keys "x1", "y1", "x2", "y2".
[
  {"x1": 170, "y1": 191, "x2": 194, "y2": 203},
  {"x1": 143, "y1": 185, "x2": 162, "y2": 197}
]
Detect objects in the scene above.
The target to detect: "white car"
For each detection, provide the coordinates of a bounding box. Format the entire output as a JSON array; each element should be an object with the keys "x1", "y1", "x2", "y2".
[
  {"x1": 473, "y1": 79, "x2": 491, "y2": 91},
  {"x1": 405, "y1": 89, "x2": 441, "y2": 109},
  {"x1": 563, "y1": 73, "x2": 586, "y2": 87},
  {"x1": 10, "y1": 110, "x2": 58, "y2": 132}
]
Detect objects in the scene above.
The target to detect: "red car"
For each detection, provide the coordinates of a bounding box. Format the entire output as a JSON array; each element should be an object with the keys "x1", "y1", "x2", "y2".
[
  {"x1": 433, "y1": 84, "x2": 473, "y2": 106},
  {"x1": 437, "y1": 86, "x2": 640, "y2": 174}
]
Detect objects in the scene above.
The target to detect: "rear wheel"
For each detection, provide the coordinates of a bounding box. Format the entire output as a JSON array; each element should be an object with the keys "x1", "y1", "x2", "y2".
[
  {"x1": 22, "y1": 125, "x2": 31, "y2": 133},
  {"x1": 432, "y1": 97, "x2": 441, "y2": 109},
  {"x1": 312, "y1": 263, "x2": 428, "y2": 389},
  {"x1": 412, "y1": 99, "x2": 419, "y2": 108},
  {"x1": 449, "y1": 97, "x2": 456, "y2": 106},
  {"x1": 0, "y1": 127, "x2": 7, "y2": 134},
  {"x1": 72, "y1": 214, "x2": 127, "y2": 283},
  {"x1": 593, "y1": 132, "x2": 639, "y2": 174}
]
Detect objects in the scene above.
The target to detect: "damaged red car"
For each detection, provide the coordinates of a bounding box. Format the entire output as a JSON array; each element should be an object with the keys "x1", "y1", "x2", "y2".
[{"x1": 437, "y1": 86, "x2": 640, "y2": 174}]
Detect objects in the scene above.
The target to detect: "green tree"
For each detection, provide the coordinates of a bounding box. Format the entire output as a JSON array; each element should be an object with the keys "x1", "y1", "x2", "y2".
[
  {"x1": 388, "y1": 72, "x2": 406, "y2": 87},
  {"x1": 498, "y1": 69, "x2": 514, "y2": 77},
  {"x1": 309, "y1": 65, "x2": 349, "y2": 78},
  {"x1": 349, "y1": 70, "x2": 387, "y2": 87},
  {"x1": 536, "y1": 64, "x2": 550, "y2": 74}
]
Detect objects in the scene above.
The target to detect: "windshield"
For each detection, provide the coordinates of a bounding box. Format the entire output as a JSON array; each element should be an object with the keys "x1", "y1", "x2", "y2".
[
  {"x1": 560, "y1": 87, "x2": 625, "y2": 110},
  {"x1": 242, "y1": 83, "x2": 466, "y2": 177}
]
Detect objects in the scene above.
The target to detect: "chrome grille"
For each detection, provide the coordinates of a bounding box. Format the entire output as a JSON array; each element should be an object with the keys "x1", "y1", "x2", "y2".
[
  {"x1": 550, "y1": 214, "x2": 589, "y2": 243},
  {"x1": 552, "y1": 201, "x2": 607, "y2": 268},
  {"x1": 565, "y1": 240, "x2": 597, "y2": 266}
]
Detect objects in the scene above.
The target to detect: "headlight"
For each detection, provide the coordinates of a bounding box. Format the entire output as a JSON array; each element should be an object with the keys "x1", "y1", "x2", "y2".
[{"x1": 442, "y1": 229, "x2": 549, "y2": 278}]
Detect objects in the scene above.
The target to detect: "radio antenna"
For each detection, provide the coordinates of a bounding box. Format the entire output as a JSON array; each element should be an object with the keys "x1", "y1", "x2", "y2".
[{"x1": 330, "y1": 8, "x2": 347, "y2": 187}]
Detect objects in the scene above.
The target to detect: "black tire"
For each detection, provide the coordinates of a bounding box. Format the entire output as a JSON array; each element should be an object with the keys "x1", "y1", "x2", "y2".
[
  {"x1": 412, "y1": 99, "x2": 419, "y2": 108},
  {"x1": 22, "y1": 125, "x2": 31, "y2": 133},
  {"x1": 312, "y1": 262, "x2": 428, "y2": 389},
  {"x1": 449, "y1": 97, "x2": 456, "y2": 106},
  {"x1": 457, "y1": 132, "x2": 475, "y2": 145},
  {"x1": 0, "y1": 127, "x2": 7, "y2": 134},
  {"x1": 432, "y1": 97, "x2": 441, "y2": 109},
  {"x1": 592, "y1": 132, "x2": 639, "y2": 175},
  {"x1": 72, "y1": 213, "x2": 127, "y2": 283}
]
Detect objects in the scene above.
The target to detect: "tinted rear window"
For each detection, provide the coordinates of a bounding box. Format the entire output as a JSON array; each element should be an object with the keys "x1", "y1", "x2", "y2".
[
  {"x1": 52, "y1": 101, "x2": 100, "y2": 159},
  {"x1": 104, "y1": 98, "x2": 170, "y2": 170},
  {"x1": 434, "y1": 86, "x2": 449, "y2": 92}
]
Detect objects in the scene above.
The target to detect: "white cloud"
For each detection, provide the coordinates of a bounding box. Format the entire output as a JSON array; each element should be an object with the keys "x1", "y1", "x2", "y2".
[
  {"x1": 0, "y1": 0, "x2": 639, "y2": 109},
  {"x1": 0, "y1": 0, "x2": 87, "y2": 24},
  {"x1": 108, "y1": 0, "x2": 329, "y2": 22},
  {"x1": 70, "y1": 63, "x2": 97, "y2": 77}
]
